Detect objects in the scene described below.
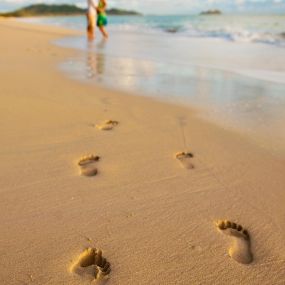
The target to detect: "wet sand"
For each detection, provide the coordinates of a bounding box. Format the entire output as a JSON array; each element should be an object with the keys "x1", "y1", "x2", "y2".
[
  {"x1": 0, "y1": 19, "x2": 285, "y2": 285},
  {"x1": 57, "y1": 32, "x2": 285, "y2": 155}
]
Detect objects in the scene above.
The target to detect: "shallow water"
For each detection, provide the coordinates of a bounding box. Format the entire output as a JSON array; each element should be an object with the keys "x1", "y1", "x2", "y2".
[{"x1": 20, "y1": 14, "x2": 285, "y2": 47}]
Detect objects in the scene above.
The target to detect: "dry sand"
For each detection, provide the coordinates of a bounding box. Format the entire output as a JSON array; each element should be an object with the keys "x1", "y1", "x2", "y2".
[{"x1": 0, "y1": 20, "x2": 285, "y2": 285}]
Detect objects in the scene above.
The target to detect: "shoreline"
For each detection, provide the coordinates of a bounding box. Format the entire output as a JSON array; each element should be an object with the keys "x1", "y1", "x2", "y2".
[{"x1": 0, "y1": 19, "x2": 285, "y2": 285}]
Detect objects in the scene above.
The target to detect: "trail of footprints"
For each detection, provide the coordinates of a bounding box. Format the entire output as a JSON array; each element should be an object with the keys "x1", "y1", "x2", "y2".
[
  {"x1": 70, "y1": 221, "x2": 254, "y2": 282},
  {"x1": 77, "y1": 119, "x2": 118, "y2": 176},
  {"x1": 72, "y1": 118, "x2": 254, "y2": 282}
]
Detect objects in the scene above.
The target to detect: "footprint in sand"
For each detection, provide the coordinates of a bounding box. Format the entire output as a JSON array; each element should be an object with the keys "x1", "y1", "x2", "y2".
[
  {"x1": 96, "y1": 120, "x2": 119, "y2": 131},
  {"x1": 216, "y1": 220, "x2": 253, "y2": 264},
  {"x1": 175, "y1": 152, "x2": 194, "y2": 169},
  {"x1": 78, "y1": 155, "x2": 100, "y2": 177},
  {"x1": 70, "y1": 247, "x2": 111, "y2": 281}
]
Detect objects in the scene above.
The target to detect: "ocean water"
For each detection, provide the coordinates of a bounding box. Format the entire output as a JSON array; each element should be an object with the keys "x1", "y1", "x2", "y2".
[
  {"x1": 20, "y1": 14, "x2": 285, "y2": 154},
  {"x1": 21, "y1": 14, "x2": 285, "y2": 46}
]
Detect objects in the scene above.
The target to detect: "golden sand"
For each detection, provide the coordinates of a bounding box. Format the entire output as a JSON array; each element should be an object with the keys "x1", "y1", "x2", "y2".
[{"x1": 0, "y1": 20, "x2": 285, "y2": 284}]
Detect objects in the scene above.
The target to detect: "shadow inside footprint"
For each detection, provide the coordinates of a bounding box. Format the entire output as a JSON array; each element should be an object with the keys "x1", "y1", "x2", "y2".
[
  {"x1": 216, "y1": 220, "x2": 253, "y2": 264},
  {"x1": 175, "y1": 152, "x2": 194, "y2": 169},
  {"x1": 70, "y1": 247, "x2": 111, "y2": 281},
  {"x1": 78, "y1": 155, "x2": 100, "y2": 177},
  {"x1": 96, "y1": 120, "x2": 119, "y2": 131}
]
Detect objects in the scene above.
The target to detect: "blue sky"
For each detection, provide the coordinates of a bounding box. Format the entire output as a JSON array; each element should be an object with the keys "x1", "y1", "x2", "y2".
[{"x1": 0, "y1": 0, "x2": 285, "y2": 14}]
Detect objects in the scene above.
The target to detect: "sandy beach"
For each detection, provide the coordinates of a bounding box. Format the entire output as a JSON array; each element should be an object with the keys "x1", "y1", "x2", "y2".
[{"x1": 0, "y1": 19, "x2": 285, "y2": 285}]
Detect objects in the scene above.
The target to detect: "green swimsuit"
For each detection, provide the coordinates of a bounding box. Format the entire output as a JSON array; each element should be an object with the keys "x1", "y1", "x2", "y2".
[{"x1": 97, "y1": 0, "x2": 107, "y2": 27}]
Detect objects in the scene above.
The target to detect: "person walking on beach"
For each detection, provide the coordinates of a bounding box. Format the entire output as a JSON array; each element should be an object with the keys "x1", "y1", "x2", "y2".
[
  {"x1": 96, "y1": 0, "x2": 109, "y2": 39},
  {"x1": 87, "y1": 0, "x2": 97, "y2": 40}
]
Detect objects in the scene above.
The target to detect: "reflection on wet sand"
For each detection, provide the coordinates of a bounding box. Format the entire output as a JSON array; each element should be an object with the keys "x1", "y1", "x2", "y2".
[
  {"x1": 86, "y1": 40, "x2": 156, "y2": 89},
  {"x1": 86, "y1": 40, "x2": 106, "y2": 81}
]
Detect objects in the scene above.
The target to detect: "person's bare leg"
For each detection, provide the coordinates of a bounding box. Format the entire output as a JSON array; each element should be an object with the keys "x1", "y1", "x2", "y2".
[
  {"x1": 87, "y1": 14, "x2": 95, "y2": 40},
  {"x1": 87, "y1": 25, "x2": 94, "y2": 40},
  {"x1": 99, "y1": 26, "x2": 109, "y2": 39}
]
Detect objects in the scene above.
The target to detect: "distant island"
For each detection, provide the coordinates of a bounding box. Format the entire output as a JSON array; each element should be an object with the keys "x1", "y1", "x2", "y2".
[
  {"x1": 0, "y1": 4, "x2": 142, "y2": 17},
  {"x1": 200, "y1": 9, "x2": 222, "y2": 15},
  {"x1": 107, "y1": 8, "x2": 141, "y2": 16}
]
